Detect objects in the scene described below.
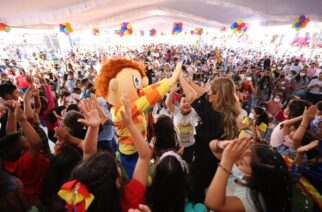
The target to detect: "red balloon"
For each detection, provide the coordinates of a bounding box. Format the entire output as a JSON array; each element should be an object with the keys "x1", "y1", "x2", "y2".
[{"x1": 240, "y1": 23, "x2": 246, "y2": 28}]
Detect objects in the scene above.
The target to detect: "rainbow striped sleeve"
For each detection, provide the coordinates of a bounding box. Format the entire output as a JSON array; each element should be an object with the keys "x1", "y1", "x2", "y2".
[
  {"x1": 140, "y1": 79, "x2": 167, "y2": 95},
  {"x1": 113, "y1": 79, "x2": 170, "y2": 122}
]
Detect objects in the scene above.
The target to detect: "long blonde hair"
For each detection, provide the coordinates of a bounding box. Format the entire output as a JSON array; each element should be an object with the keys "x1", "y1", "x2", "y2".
[{"x1": 211, "y1": 78, "x2": 241, "y2": 139}]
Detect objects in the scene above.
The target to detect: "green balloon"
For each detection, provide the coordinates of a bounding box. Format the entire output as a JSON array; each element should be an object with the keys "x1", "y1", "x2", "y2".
[{"x1": 5, "y1": 25, "x2": 11, "y2": 32}]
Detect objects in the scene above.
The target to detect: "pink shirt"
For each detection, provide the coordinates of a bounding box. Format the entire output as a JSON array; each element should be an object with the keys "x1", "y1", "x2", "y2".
[{"x1": 15, "y1": 75, "x2": 30, "y2": 89}]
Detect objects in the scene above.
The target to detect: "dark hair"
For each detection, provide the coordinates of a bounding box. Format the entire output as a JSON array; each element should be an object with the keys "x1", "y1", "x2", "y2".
[
  {"x1": 153, "y1": 116, "x2": 179, "y2": 158},
  {"x1": 0, "y1": 133, "x2": 23, "y2": 161},
  {"x1": 288, "y1": 99, "x2": 311, "y2": 119},
  {"x1": 253, "y1": 107, "x2": 269, "y2": 126},
  {"x1": 66, "y1": 104, "x2": 80, "y2": 112},
  {"x1": 0, "y1": 83, "x2": 17, "y2": 98},
  {"x1": 41, "y1": 144, "x2": 82, "y2": 211},
  {"x1": 70, "y1": 152, "x2": 121, "y2": 212},
  {"x1": 248, "y1": 144, "x2": 292, "y2": 212},
  {"x1": 148, "y1": 156, "x2": 186, "y2": 212},
  {"x1": 63, "y1": 111, "x2": 87, "y2": 139},
  {"x1": 316, "y1": 101, "x2": 322, "y2": 111}
]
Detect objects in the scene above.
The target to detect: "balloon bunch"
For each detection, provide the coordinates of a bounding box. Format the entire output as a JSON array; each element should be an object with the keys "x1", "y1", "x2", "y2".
[
  {"x1": 172, "y1": 22, "x2": 183, "y2": 35},
  {"x1": 149, "y1": 28, "x2": 157, "y2": 37},
  {"x1": 59, "y1": 23, "x2": 73, "y2": 35},
  {"x1": 0, "y1": 23, "x2": 11, "y2": 32},
  {"x1": 195, "y1": 28, "x2": 203, "y2": 36},
  {"x1": 117, "y1": 22, "x2": 133, "y2": 36},
  {"x1": 140, "y1": 30, "x2": 144, "y2": 36},
  {"x1": 92, "y1": 28, "x2": 99, "y2": 36},
  {"x1": 230, "y1": 20, "x2": 247, "y2": 33},
  {"x1": 292, "y1": 15, "x2": 310, "y2": 31}
]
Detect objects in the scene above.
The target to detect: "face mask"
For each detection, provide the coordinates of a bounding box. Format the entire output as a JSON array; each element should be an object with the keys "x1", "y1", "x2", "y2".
[
  {"x1": 274, "y1": 98, "x2": 280, "y2": 103},
  {"x1": 300, "y1": 73, "x2": 305, "y2": 77},
  {"x1": 249, "y1": 113, "x2": 254, "y2": 120},
  {"x1": 232, "y1": 164, "x2": 248, "y2": 184}
]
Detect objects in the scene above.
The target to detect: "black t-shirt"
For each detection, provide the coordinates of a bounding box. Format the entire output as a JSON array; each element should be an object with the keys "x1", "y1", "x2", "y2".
[{"x1": 191, "y1": 93, "x2": 224, "y2": 150}]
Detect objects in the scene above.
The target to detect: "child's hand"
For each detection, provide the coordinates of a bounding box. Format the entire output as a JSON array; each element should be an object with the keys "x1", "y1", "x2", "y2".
[
  {"x1": 78, "y1": 99, "x2": 100, "y2": 128},
  {"x1": 222, "y1": 137, "x2": 253, "y2": 164},
  {"x1": 120, "y1": 93, "x2": 133, "y2": 127}
]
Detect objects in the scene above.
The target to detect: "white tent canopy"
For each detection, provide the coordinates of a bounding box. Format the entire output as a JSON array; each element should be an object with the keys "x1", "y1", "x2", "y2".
[{"x1": 1, "y1": 0, "x2": 322, "y2": 30}]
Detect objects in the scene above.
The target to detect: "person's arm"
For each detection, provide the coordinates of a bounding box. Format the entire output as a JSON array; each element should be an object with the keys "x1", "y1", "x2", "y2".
[
  {"x1": 92, "y1": 97, "x2": 109, "y2": 125},
  {"x1": 54, "y1": 126, "x2": 84, "y2": 150},
  {"x1": 121, "y1": 94, "x2": 151, "y2": 186},
  {"x1": 205, "y1": 138, "x2": 252, "y2": 211},
  {"x1": 41, "y1": 77, "x2": 55, "y2": 111},
  {"x1": 165, "y1": 84, "x2": 179, "y2": 113},
  {"x1": 15, "y1": 106, "x2": 41, "y2": 158},
  {"x1": 33, "y1": 88, "x2": 42, "y2": 115},
  {"x1": 292, "y1": 106, "x2": 316, "y2": 150},
  {"x1": 209, "y1": 139, "x2": 235, "y2": 160},
  {"x1": 189, "y1": 79, "x2": 208, "y2": 96},
  {"x1": 78, "y1": 99, "x2": 101, "y2": 160},
  {"x1": 282, "y1": 115, "x2": 303, "y2": 135},
  {"x1": 4, "y1": 101, "x2": 17, "y2": 134},
  {"x1": 178, "y1": 73, "x2": 198, "y2": 102},
  {"x1": 23, "y1": 86, "x2": 35, "y2": 122}
]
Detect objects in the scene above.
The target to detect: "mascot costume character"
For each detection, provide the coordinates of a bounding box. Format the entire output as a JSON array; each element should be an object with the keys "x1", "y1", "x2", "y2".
[{"x1": 95, "y1": 58, "x2": 182, "y2": 178}]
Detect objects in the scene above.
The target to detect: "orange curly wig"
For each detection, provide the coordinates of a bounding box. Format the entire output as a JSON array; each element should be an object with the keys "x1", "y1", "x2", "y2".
[{"x1": 95, "y1": 58, "x2": 146, "y2": 98}]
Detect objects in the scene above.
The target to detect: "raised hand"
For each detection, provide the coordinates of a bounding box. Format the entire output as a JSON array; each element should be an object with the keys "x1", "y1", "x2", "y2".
[
  {"x1": 4, "y1": 100, "x2": 18, "y2": 112},
  {"x1": 168, "y1": 62, "x2": 182, "y2": 86},
  {"x1": 120, "y1": 93, "x2": 133, "y2": 127},
  {"x1": 54, "y1": 126, "x2": 71, "y2": 142},
  {"x1": 222, "y1": 137, "x2": 253, "y2": 164},
  {"x1": 128, "y1": 204, "x2": 151, "y2": 212},
  {"x1": 303, "y1": 105, "x2": 317, "y2": 122},
  {"x1": 23, "y1": 85, "x2": 35, "y2": 100},
  {"x1": 14, "y1": 106, "x2": 27, "y2": 123},
  {"x1": 78, "y1": 99, "x2": 100, "y2": 128}
]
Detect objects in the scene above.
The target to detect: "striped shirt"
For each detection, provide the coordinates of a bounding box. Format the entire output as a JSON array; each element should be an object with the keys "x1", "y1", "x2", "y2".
[{"x1": 111, "y1": 79, "x2": 170, "y2": 155}]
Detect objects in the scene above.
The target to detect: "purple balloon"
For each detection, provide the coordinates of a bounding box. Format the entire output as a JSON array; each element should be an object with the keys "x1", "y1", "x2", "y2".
[{"x1": 299, "y1": 15, "x2": 306, "y2": 23}]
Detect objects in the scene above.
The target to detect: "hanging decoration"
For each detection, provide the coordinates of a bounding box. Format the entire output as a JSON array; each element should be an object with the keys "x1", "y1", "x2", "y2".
[
  {"x1": 291, "y1": 32, "x2": 310, "y2": 48},
  {"x1": 292, "y1": 15, "x2": 310, "y2": 31},
  {"x1": 230, "y1": 20, "x2": 247, "y2": 33},
  {"x1": 149, "y1": 28, "x2": 157, "y2": 37},
  {"x1": 172, "y1": 22, "x2": 183, "y2": 35},
  {"x1": 220, "y1": 27, "x2": 227, "y2": 32},
  {"x1": 117, "y1": 22, "x2": 133, "y2": 36},
  {"x1": 195, "y1": 28, "x2": 203, "y2": 36},
  {"x1": 0, "y1": 23, "x2": 11, "y2": 32},
  {"x1": 59, "y1": 23, "x2": 74, "y2": 35},
  {"x1": 92, "y1": 28, "x2": 100, "y2": 36}
]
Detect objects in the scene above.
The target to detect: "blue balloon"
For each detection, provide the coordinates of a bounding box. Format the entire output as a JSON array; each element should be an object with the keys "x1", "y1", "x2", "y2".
[
  {"x1": 233, "y1": 22, "x2": 238, "y2": 28},
  {"x1": 59, "y1": 27, "x2": 65, "y2": 32},
  {"x1": 295, "y1": 22, "x2": 301, "y2": 28},
  {"x1": 230, "y1": 24, "x2": 235, "y2": 30}
]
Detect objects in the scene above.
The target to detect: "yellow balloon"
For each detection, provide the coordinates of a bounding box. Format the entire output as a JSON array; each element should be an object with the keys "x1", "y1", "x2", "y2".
[
  {"x1": 128, "y1": 24, "x2": 133, "y2": 29},
  {"x1": 237, "y1": 19, "x2": 243, "y2": 25},
  {"x1": 234, "y1": 28, "x2": 238, "y2": 33},
  {"x1": 124, "y1": 31, "x2": 129, "y2": 36},
  {"x1": 293, "y1": 17, "x2": 299, "y2": 23},
  {"x1": 69, "y1": 28, "x2": 74, "y2": 33}
]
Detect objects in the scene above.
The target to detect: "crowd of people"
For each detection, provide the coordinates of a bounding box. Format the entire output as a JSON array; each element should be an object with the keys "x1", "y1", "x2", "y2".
[{"x1": 0, "y1": 43, "x2": 321, "y2": 212}]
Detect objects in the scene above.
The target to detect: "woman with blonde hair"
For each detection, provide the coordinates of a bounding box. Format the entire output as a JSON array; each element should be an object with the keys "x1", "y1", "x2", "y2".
[{"x1": 178, "y1": 74, "x2": 241, "y2": 202}]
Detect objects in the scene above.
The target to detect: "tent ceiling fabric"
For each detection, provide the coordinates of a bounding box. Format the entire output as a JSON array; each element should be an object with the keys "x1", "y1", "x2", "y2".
[{"x1": 1, "y1": 0, "x2": 321, "y2": 29}]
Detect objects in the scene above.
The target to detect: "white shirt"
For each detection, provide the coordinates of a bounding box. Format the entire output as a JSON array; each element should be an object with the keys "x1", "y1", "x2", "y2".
[
  {"x1": 152, "y1": 104, "x2": 171, "y2": 123},
  {"x1": 308, "y1": 78, "x2": 322, "y2": 94},
  {"x1": 172, "y1": 106, "x2": 199, "y2": 147},
  {"x1": 290, "y1": 63, "x2": 303, "y2": 72}
]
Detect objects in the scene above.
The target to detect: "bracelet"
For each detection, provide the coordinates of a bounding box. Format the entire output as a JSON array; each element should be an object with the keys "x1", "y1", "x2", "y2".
[{"x1": 218, "y1": 163, "x2": 231, "y2": 175}]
